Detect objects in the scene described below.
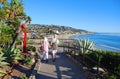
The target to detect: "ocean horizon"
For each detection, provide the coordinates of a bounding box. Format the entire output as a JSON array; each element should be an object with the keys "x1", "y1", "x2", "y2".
[{"x1": 70, "y1": 33, "x2": 120, "y2": 52}]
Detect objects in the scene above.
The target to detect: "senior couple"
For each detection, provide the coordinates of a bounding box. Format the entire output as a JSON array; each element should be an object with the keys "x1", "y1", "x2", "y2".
[{"x1": 40, "y1": 34, "x2": 59, "y2": 63}]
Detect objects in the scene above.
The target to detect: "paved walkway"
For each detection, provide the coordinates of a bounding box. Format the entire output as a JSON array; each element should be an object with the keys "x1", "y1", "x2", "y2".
[{"x1": 35, "y1": 49, "x2": 86, "y2": 79}]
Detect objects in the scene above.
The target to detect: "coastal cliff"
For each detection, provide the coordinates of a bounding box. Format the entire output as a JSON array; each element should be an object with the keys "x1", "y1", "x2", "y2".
[{"x1": 26, "y1": 24, "x2": 93, "y2": 35}]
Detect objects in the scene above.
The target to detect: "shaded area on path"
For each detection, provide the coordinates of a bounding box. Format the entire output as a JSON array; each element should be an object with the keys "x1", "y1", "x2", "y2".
[{"x1": 35, "y1": 50, "x2": 86, "y2": 79}]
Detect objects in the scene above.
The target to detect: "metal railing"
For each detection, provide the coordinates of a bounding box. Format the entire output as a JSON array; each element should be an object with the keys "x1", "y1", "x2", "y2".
[{"x1": 59, "y1": 39, "x2": 120, "y2": 79}]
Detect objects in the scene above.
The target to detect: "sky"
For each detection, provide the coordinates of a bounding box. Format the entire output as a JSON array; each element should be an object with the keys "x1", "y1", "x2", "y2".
[{"x1": 23, "y1": 0, "x2": 120, "y2": 33}]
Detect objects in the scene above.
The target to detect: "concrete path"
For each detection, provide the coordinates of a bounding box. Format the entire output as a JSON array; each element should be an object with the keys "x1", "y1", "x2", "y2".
[{"x1": 35, "y1": 50, "x2": 86, "y2": 79}]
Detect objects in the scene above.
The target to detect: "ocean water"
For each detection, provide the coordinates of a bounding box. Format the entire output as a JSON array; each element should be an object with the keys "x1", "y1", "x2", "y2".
[{"x1": 70, "y1": 33, "x2": 120, "y2": 52}]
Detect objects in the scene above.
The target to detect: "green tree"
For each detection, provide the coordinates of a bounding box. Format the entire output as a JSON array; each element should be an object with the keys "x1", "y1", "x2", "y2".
[
  {"x1": 0, "y1": 24, "x2": 14, "y2": 47},
  {"x1": 1, "y1": 0, "x2": 31, "y2": 47}
]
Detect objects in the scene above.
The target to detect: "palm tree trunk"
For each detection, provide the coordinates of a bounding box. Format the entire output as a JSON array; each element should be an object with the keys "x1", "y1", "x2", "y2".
[
  {"x1": 10, "y1": 20, "x2": 25, "y2": 48},
  {"x1": 10, "y1": 24, "x2": 21, "y2": 48}
]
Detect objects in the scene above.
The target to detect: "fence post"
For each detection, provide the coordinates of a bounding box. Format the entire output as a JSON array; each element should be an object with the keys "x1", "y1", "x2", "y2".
[{"x1": 97, "y1": 53, "x2": 100, "y2": 75}]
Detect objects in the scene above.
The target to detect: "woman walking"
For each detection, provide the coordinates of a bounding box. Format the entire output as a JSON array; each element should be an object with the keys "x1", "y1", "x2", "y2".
[{"x1": 41, "y1": 37, "x2": 50, "y2": 63}]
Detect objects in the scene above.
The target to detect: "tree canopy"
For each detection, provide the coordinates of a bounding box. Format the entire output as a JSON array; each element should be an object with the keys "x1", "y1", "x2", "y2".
[{"x1": 0, "y1": 0, "x2": 31, "y2": 47}]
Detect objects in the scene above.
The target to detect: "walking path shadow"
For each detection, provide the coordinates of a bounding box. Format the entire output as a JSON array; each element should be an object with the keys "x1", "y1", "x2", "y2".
[{"x1": 35, "y1": 50, "x2": 86, "y2": 79}]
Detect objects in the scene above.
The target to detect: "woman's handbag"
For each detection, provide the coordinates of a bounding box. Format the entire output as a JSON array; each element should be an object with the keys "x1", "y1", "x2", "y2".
[{"x1": 40, "y1": 45, "x2": 44, "y2": 51}]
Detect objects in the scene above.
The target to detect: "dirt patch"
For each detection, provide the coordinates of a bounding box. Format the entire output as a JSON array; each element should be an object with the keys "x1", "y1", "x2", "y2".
[{"x1": 1, "y1": 64, "x2": 33, "y2": 79}]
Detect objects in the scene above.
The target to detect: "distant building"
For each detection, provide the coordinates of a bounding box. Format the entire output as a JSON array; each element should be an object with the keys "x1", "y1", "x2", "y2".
[{"x1": 55, "y1": 30, "x2": 59, "y2": 34}]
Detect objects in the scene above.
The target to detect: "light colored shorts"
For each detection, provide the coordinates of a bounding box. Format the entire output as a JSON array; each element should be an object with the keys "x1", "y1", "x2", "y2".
[{"x1": 52, "y1": 50, "x2": 57, "y2": 54}]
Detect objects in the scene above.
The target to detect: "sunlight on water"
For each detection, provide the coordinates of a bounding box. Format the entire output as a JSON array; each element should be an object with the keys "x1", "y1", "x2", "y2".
[{"x1": 71, "y1": 33, "x2": 120, "y2": 52}]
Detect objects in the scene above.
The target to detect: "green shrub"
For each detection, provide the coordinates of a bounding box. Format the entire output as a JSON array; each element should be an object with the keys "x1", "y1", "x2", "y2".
[
  {"x1": 104, "y1": 72, "x2": 117, "y2": 79},
  {"x1": 16, "y1": 37, "x2": 22, "y2": 45},
  {"x1": 77, "y1": 39, "x2": 94, "y2": 54},
  {"x1": 27, "y1": 46, "x2": 36, "y2": 52},
  {"x1": 24, "y1": 56, "x2": 33, "y2": 65},
  {"x1": 86, "y1": 52, "x2": 98, "y2": 62},
  {"x1": 88, "y1": 50, "x2": 120, "y2": 78},
  {"x1": 21, "y1": 75, "x2": 28, "y2": 79}
]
